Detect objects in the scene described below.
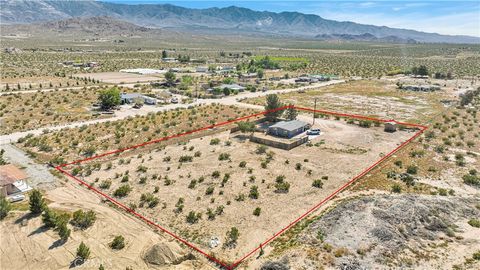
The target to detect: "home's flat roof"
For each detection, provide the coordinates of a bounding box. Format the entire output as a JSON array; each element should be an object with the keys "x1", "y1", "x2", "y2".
[
  {"x1": 0, "y1": 164, "x2": 27, "y2": 186},
  {"x1": 121, "y1": 93, "x2": 143, "y2": 99},
  {"x1": 269, "y1": 120, "x2": 308, "y2": 131},
  {"x1": 220, "y1": 84, "x2": 245, "y2": 90}
]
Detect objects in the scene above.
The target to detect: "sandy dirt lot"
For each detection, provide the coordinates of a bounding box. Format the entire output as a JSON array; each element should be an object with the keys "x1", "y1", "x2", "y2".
[
  {"x1": 71, "y1": 117, "x2": 414, "y2": 262},
  {"x1": 0, "y1": 179, "x2": 211, "y2": 270},
  {"x1": 75, "y1": 72, "x2": 162, "y2": 84}
]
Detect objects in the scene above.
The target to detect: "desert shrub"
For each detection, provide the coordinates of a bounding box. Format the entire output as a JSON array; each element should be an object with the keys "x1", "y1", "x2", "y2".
[
  {"x1": 359, "y1": 120, "x2": 372, "y2": 128},
  {"x1": 468, "y1": 219, "x2": 480, "y2": 228},
  {"x1": 206, "y1": 208, "x2": 216, "y2": 220},
  {"x1": 225, "y1": 227, "x2": 240, "y2": 247},
  {"x1": 99, "y1": 180, "x2": 112, "y2": 189},
  {"x1": 186, "y1": 211, "x2": 201, "y2": 224},
  {"x1": 179, "y1": 155, "x2": 193, "y2": 162},
  {"x1": 136, "y1": 165, "x2": 148, "y2": 173},
  {"x1": 29, "y1": 189, "x2": 46, "y2": 215},
  {"x1": 239, "y1": 161, "x2": 247, "y2": 168},
  {"x1": 235, "y1": 193, "x2": 245, "y2": 201},
  {"x1": 175, "y1": 198, "x2": 184, "y2": 213},
  {"x1": 406, "y1": 165, "x2": 418, "y2": 174},
  {"x1": 409, "y1": 150, "x2": 425, "y2": 158},
  {"x1": 71, "y1": 210, "x2": 96, "y2": 229},
  {"x1": 212, "y1": 171, "x2": 220, "y2": 178},
  {"x1": 0, "y1": 195, "x2": 11, "y2": 220},
  {"x1": 312, "y1": 179, "x2": 323, "y2": 188},
  {"x1": 218, "y1": 153, "x2": 230, "y2": 161},
  {"x1": 140, "y1": 193, "x2": 159, "y2": 208},
  {"x1": 256, "y1": 145, "x2": 267, "y2": 154},
  {"x1": 463, "y1": 170, "x2": 479, "y2": 187},
  {"x1": 391, "y1": 184, "x2": 402, "y2": 193},
  {"x1": 113, "y1": 185, "x2": 132, "y2": 197},
  {"x1": 249, "y1": 185, "x2": 259, "y2": 199},
  {"x1": 205, "y1": 186, "x2": 215, "y2": 195},
  {"x1": 473, "y1": 251, "x2": 480, "y2": 260},
  {"x1": 215, "y1": 205, "x2": 224, "y2": 215},
  {"x1": 110, "y1": 235, "x2": 126, "y2": 250},
  {"x1": 275, "y1": 182, "x2": 290, "y2": 193},
  {"x1": 295, "y1": 163, "x2": 302, "y2": 170},
  {"x1": 253, "y1": 207, "x2": 261, "y2": 216},
  {"x1": 188, "y1": 179, "x2": 197, "y2": 189},
  {"x1": 210, "y1": 138, "x2": 220, "y2": 145}
]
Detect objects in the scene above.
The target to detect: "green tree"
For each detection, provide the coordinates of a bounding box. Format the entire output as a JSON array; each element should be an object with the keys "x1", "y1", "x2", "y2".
[
  {"x1": 257, "y1": 68, "x2": 264, "y2": 79},
  {"x1": 0, "y1": 195, "x2": 12, "y2": 220},
  {"x1": 265, "y1": 94, "x2": 284, "y2": 122},
  {"x1": 76, "y1": 242, "x2": 91, "y2": 261},
  {"x1": 284, "y1": 105, "x2": 298, "y2": 120},
  {"x1": 98, "y1": 87, "x2": 121, "y2": 111},
  {"x1": 57, "y1": 221, "x2": 71, "y2": 240},
  {"x1": 29, "y1": 189, "x2": 45, "y2": 215},
  {"x1": 110, "y1": 235, "x2": 126, "y2": 250},
  {"x1": 161, "y1": 50, "x2": 168, "y2": 59},
  {"x1": 42, "y1": 207, "x2": 58, "y2": 228},
  {"x1": 165, "y1": 71, "x2": 176, "y2": 86}
]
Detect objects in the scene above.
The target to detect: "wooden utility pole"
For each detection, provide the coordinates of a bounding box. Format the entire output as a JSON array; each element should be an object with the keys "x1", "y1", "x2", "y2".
[{"x1": 313, "y1": 97, "x2": 318, "y2": 126}]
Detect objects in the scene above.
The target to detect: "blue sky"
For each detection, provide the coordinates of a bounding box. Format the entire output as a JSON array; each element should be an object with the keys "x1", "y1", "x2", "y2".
[{"x1": 103, "y1": 1, "x2": 480, "y2": 36}]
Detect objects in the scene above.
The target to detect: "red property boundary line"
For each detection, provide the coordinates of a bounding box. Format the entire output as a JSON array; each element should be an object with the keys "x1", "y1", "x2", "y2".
[{"x1": 55, "y1": 105, "x2": 427, "y2": 270}]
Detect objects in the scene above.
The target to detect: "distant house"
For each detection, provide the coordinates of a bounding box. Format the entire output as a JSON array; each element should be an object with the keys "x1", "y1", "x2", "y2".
[
  {"x1": 162, "y1": 57, "x2": 178, "y2": 63},
  {"x1": 241, "y1": 73, "x2": 257, "y2": 79},
  {"x1": 0, "y1": 164, "x2": 32, "y2": 197},
  {"x1": 120, "y1": 93, "x2": 157, "y2": 105},
  {"x1": 196, "y1": 66, "x2": 208, "y2": 73},
  {"x1": 401, "y1": 85, "x2": 440, "y2": 92},
  {"x1": 86, "y1": 62, "x2": 99, "y2": 68},
  {"x1": 268, "y1": 120, "x2": 309, "y2": 138},
  {"x1": 219, "y1": 84, "x2": 246, "y2": 92}
]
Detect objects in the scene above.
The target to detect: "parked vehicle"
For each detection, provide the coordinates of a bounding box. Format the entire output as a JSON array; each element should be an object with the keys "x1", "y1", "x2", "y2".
[
  {"x1": 307, "y1": 129, "x2": 321, "y2": 135},
  {"x1": 9, "y1": 194, "x2": 25, "y2": 202}
]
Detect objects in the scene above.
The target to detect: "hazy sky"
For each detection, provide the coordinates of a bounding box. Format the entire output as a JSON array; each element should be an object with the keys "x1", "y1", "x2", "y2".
[{"x1": 104, "y1": 0, "x2": 480, "y2": 37}]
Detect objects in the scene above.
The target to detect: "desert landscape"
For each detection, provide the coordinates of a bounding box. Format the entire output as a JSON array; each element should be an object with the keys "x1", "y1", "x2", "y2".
[{"x1": 1, "y1": 1, "x2": 479, "y2": 270}]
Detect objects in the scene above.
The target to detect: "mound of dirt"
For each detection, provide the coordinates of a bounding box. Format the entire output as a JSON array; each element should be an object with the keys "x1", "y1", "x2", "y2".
[
  {"x1": 301, "y1": 194, "x2": 480, "y2": 268},
  {"x1": 143, "y1": 242, "x2": 194, "y2": 266}
]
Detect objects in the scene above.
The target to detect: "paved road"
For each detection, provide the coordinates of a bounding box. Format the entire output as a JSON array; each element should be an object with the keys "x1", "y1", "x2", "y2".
[{"x1": 0, "y1": 80, "x2": 344, "y2": 144}]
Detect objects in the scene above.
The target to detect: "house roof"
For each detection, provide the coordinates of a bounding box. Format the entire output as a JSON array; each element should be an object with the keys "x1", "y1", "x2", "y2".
[
  {"x1": 0, "y1": 164, "x2": 28, "y2": 186},
  {"x1": 220, "y1": 84, "x2": 245, "y2": 90},
  {"x1": 121, "y1": 93, "x2": 143, "y2": 99},
  {"x1": 269, "y1": 120, "x2": 309, "y2": 132}
]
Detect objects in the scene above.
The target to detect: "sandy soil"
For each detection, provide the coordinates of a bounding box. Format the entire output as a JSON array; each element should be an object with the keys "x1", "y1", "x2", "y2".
[
  {"x1": 0, "y1": 179, "x2": 213, "y2": 270},
  {"x1": 73, "y1": 117, "x2": 413, "y2": 262}
]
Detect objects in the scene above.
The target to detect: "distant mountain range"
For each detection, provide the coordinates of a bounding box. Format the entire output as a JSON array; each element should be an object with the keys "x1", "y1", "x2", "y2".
[{"x1": 1, "y1": 0, "x2": 479, "y2": 44}]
